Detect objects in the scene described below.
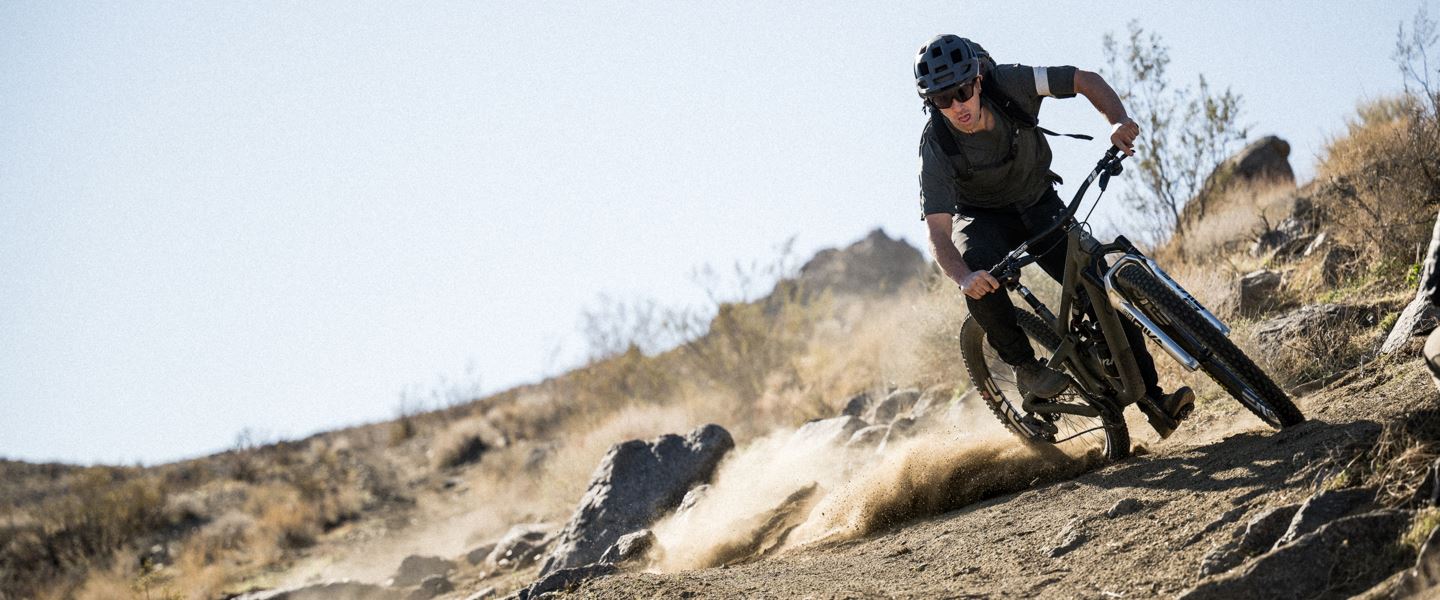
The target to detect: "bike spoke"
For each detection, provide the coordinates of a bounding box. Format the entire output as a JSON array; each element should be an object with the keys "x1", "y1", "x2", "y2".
[{"x1": 980, "y1": 341, "x2": 1111, "y2": 455}]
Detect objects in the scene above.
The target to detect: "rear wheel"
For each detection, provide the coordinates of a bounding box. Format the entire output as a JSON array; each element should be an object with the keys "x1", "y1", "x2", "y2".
[
  {"x1": 960, "y1": 308, "x2": 1131, "y2": 460},
  {"x1": 1112, "y1": 263, "x2": 1305, "y2": 428}
]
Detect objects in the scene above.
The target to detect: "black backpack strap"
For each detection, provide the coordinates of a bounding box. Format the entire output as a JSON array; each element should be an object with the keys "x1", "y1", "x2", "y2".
[
  {"x1": 980, "y1": 77, "x2": 1094, "y2": 141},
  {"x1": 928, "y1": 108, "x2": 960, "y2": 155},
  {"x1": 928, "y1": 109, "x2": 974, "y2": 180},
  {"x1": 1038, "y1": 126, "x2": 1094, "y2": 141}
]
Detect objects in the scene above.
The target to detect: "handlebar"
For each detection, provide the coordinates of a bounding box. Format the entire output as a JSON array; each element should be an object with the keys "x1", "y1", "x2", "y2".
[{"x1": 986, "y1": 145, "x2": 1128, "y2": 285}]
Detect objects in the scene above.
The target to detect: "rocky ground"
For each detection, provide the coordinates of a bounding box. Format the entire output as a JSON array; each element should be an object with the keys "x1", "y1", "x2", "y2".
[{"x1": 569, "y1": 355, "x2": 1436, "y2": 599}]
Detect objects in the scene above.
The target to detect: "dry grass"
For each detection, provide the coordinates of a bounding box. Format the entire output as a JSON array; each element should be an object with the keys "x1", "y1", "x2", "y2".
[
  {"x1": 1166, "y1": 182, "x2": 1299, "y2": 261},
  {"x1": 1315, "y1": 96, "x2": 1438, "y2": 278},
  {"x1": 1319, "y1": 408, "x2": 1440, "y2": 509}
]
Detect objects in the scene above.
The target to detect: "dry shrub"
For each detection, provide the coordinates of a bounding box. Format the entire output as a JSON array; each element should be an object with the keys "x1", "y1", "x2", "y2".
[
  {"x1": 1257, "y1": 315, "x2": 1379, "y2": 390},
  {"x1": 1316, "y1": 95, "x2": 1438, "y2": 281},
  {"x1": 430, "y1": 417, "x2": 504, "y2": 469},
  {"x1": 183, "y1": 511, "x2": 255, "y2": 565},
  {"x1": 243, "y1": 484, "x2": 319, "y2": 561},
  {"x1": 1169, "y1": 182, "x2": 1298, "y2": 260},
  {"x1": 72, "y1": 552, "x2": 144, "y2": 600},
  {"x1": 1321, "y1": 409, "x2": 1440, "y2": 508},
  {"x1": 171, "y1": 542, "x2": 231, "y2": 600}
]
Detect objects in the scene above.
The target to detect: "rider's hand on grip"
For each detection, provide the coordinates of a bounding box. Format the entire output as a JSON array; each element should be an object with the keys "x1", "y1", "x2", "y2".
[{"x1": 959, "y1": 269, "x2": 1001, "y2": 300}]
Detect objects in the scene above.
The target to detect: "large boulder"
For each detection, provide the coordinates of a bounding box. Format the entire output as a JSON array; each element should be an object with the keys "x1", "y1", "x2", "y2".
[
  {"x1": 537, "y1": 424, "x2": 734, "y2": 577},
  {"x1": 1181, "y1": 136, "x2": 1297, "y2": 229},
  {"x1": 1220, "y1": 136, "x2": 1297, "y2": 185}
]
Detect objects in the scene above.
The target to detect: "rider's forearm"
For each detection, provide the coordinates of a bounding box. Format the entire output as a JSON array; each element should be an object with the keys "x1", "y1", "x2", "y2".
[
  {"x1": 1075, "y1": 70, "x2": 1132, "y2": 126},
  {"x1": 928, "y1": 230, "x2": 973, "y2": 285}
]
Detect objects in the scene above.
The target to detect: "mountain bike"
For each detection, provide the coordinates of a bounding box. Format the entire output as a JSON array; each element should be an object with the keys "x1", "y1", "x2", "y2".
[{"x1": 959, "y1": 146, "x2": 1305, "y2": 460}]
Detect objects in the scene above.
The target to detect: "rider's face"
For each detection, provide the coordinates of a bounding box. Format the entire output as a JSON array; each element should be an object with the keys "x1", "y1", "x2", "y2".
[{"x1": 938, "y1": 77, "x2": 982, "y2": 130}]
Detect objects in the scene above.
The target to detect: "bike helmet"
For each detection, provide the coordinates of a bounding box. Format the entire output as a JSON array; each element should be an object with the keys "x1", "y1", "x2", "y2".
[{"x1": 914, "y1": 34, "x2": 983, "y2": 96}]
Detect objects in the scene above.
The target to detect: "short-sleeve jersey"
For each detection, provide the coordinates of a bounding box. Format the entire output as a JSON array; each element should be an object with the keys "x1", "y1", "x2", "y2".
[{"x1": 919, "y1": 64, "x2": 1078, "y2": 218}]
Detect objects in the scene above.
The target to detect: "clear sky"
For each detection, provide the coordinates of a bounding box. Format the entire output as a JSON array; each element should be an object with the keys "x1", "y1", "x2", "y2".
[{"x1": 1, "y1": 1, "x2": 1425, "y2": 464}]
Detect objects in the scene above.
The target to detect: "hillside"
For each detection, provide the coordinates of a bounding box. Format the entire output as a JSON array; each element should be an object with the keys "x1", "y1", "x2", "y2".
[{"x1": 4, "y1": 94, "x2": 1440, "y2": 600}]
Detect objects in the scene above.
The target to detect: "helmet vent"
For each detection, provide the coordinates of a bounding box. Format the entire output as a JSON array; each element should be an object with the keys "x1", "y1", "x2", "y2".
[
  {"x1": 950, "y1": 49, "x2": 964, "y2": 62},
  {"x1": 931, "y1": 47, "x2": 942, "y2": 58},
  {"x1": 917, "y1": 63, "x2": 930, "y2": 76},
  {"x1": 936, "y1": 64, "x2": 949, "y2": 73}
]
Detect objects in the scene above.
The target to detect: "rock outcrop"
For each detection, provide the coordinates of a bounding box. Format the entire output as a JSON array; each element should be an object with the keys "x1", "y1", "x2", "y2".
[
  {"x1": 792, "y1": 229, "x2": 927, "y2": 297},
  {"x1": 1180, "y1": 135, "x2": 1297, "y2": 230},
  {"x1": 1182, "y1": 510, "x2": 1413, "y2": 600},
  {"x1": 1235, "y1": 270, "x2": 1283, "y2": 316},
  {"x1": 1252, "y1": 303, "x2": 1378, "y2": 352},
  {"x1": 538, "y1": 424, "x2": 734, "y2": 577}
]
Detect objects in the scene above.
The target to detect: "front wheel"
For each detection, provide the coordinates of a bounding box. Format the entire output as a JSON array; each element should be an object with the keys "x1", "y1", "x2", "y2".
[
  {"x1": 960, "y1": 308, "x2": 1131, "y2": 460},
  {"x1": 1112, "y1": 264, "x2": 1305, "y2": 428}
]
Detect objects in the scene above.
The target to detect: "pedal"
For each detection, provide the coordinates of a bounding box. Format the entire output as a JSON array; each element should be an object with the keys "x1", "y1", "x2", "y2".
[
  {"x1": 1020, "y1": 413, "x2": 1060, "y2": 436},
  {"x1": 1138, "y1": 398, "x2": 1178, "y2": 439}
]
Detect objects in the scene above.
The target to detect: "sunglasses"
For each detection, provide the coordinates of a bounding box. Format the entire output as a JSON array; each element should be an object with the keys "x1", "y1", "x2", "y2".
[{"x1": 926, "y1": 79, "x2": 978, "y2": 109}]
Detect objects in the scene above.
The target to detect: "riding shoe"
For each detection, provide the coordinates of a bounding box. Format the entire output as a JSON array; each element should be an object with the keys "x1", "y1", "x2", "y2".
[
  {"x1": 1015, "y1": 359, "x2": 1070, "y2": 399},
  {"x1": 1143, "y1": 386, "x2": 1196, "y2": 439}
]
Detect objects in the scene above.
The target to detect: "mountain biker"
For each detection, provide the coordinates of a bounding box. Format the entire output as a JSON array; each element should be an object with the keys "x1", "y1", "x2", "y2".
[{"x1": 914, "y1": 34, "x2": 1194, "y2": 435}]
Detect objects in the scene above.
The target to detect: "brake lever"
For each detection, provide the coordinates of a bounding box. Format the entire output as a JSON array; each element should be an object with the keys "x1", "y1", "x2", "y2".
[
  {"x1": 1097, "y1": 151, "x2": 1126, "y2": 191},
  {"x1": 988, "y1": 261, "x2": 1020, "y2": 288}
]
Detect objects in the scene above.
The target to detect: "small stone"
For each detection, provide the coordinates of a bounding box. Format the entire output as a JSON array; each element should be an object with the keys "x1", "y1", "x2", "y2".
[
  {"x1": 1106, "y1": 498, "x2": 1144, "y2": 519},
  {"x1": 391, "y1": 555, "x2": 455, "y2": 587},
  {"x1": 465, "y1": 543, "x2": 496, "y2": 566},
  {"x1": 840, "y1": 392, "x2": 872, "y2": 418},
  {"x1": 406, "y1": 575, "x2": 453, "y2": 600},
  {"x1": 1048, "y1": 518, "x2": 1089, "y2": 558}
]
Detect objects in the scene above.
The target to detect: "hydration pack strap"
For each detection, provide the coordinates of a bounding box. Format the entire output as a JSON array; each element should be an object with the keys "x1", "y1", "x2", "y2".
[{"x1": 1038, "y1": 126, "x2": 1093, "y2": 141}]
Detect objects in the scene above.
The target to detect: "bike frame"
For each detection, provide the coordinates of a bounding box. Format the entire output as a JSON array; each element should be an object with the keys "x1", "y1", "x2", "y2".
[{"x1": 986, "y1": 147, "x2": 1229, "y2": 427}]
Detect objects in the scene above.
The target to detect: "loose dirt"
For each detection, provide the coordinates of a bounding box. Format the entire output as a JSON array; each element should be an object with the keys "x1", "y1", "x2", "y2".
[{"x1": 572, "y1": 355, "x2": 1433, "y2": 599}]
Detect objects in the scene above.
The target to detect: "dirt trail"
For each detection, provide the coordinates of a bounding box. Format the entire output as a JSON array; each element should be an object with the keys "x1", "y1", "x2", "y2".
[{"x1": 573, "y1": 357, "x2": 1433, "y2": 599}]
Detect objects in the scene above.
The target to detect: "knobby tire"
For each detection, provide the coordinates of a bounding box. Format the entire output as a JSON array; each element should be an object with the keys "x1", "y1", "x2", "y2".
[
  {"x1": 961, "y1": 308, "x2": 1132, "y2": 460},
  {"x1": 1112, "y1": 264, "x2": 1305, "y2": 429}
]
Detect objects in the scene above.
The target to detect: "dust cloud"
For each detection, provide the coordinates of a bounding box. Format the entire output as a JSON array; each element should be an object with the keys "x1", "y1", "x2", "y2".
[{"x1": 651, "y1": 398, "x2": 1096, "y2": 571}]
